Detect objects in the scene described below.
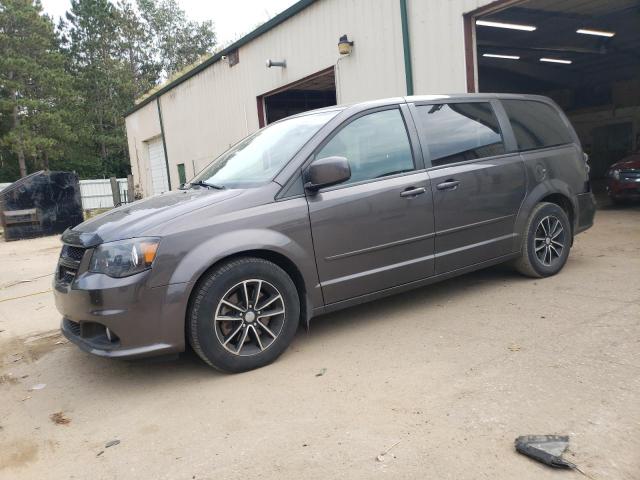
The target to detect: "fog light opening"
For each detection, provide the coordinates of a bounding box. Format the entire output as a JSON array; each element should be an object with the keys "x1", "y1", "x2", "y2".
[{"x1": 105, "y1": 327, "x2": 119, "y2": 343}]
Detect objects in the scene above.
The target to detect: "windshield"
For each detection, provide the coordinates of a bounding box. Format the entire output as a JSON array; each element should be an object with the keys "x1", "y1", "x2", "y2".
[{"x1": 189, "y1": 110, "x2": 337, "y2": 189}]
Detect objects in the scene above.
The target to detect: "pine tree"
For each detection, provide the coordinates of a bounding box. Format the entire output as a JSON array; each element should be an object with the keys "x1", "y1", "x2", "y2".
[
  {"x1": 0, "y1": 0, "x2": 217, "y2": 182},
  {"x1": 0, "y1": 0, "x2": 77, "y2": 178},
  {"x1": 60, "y1": 0, "x2": 217, "y2": 178},
  {"x1": 137, "y1": 0, "x2": 216, "y2": 79},
  {"x1": 62, "y1": 0, "x2": 133, "y2": 177},
  {"x1": 118, "y1": 0, "x2": 158, "y2": 99}
]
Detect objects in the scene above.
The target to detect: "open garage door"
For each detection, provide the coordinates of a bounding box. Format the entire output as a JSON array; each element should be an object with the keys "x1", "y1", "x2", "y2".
[
  {"x1": 470, "y1": 0, "x2": 640, "y2": 179},
  {"x1": 258, "y1": 67, "x2": 336, "y2": 126}
]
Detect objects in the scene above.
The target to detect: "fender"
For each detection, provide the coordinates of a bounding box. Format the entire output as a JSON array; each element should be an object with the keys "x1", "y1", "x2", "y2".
[
  {"x1": 167, "y1": 227, "x2": 322, "y2": 317},
  {"x1": 512, "y1": 179, "x2": 578, "y2": 252}
]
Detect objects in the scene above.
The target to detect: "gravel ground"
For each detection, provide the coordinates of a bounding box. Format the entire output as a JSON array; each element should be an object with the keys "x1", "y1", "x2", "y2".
[{"x1": 0, "y1": 199, "x2": 638, "y2": 480}]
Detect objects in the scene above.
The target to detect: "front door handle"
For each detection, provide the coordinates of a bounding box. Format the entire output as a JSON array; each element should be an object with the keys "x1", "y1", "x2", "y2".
[
  {"x1": 436, "y1": 180, "x2": 460, "y2": 191},
  {"x1": 400, "y1": 187, "x2": 426, "y2": 198}
]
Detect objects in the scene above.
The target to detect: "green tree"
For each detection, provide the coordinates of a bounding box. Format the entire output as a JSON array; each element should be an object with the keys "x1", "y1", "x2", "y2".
[
  {"x1": 61, "y1": 0, "x2": 132, "y2": 177},
  {"x1": 0, "y1": 0, "x2": 216, "y2": 182},
  {"x1": 137, "y1": 0, "x2": 216, "y2": 78},
  {"x1": 0, "y1": 0, "x2": 77, "y2": 179},
  {"x1": 59, "y1": 0, "x2": 217, "y2": 179},
  {"x1": 117, "y1": 0, "x2": 159, "y2": 99}
]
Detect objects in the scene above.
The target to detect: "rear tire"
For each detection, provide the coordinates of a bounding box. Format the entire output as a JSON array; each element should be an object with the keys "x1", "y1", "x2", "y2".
[
  {"x1": 187, "y1": 257, "x2": 300, "y2": 373},
  {"x1": 514, "y1": 202, "x2": 571, "y2": 278}
]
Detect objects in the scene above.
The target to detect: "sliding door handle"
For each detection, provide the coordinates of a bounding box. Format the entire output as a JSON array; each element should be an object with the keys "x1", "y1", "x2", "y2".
[
  {"x1": 400, "y1": 187, "x2": 426, "y2": 198},
  {"x1": 436, "y1": 180, "x2": 460, "y2": 191}
]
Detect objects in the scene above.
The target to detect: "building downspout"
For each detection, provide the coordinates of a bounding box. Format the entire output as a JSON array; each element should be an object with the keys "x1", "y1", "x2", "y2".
[
  {"x1": 399, "y1": 0, "x2": 414, "y2": 96},
  {"x1": 156, "y1": 97, "x2": 172, "y2": 190}
]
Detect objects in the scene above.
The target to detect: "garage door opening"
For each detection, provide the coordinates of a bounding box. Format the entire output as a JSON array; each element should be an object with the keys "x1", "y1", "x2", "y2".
[
  {"x1": 469, "y1": 0, "x2": 640, "y2": 179},
  {"x1": 258, "y1": 67, "x2": 336, "y2": 126}
]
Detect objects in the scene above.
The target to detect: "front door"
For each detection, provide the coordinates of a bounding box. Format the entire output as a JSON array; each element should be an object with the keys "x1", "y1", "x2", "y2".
[
  {"x1": 411, "y1": 101, "x2": 526, "y2": 274},
  {"x1": 306, "y1": 107, "x2": 435, "y2": 305}
]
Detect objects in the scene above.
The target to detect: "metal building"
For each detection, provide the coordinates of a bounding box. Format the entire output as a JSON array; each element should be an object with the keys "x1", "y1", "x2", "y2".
[{"x1": 124, "y1": 0, "x2": 640, "y2": 196}]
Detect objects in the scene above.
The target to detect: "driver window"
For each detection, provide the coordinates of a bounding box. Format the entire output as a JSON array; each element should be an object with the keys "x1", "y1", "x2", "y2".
[{"x1": 316, "y1": 109, "x2": 414, "y2": 185}]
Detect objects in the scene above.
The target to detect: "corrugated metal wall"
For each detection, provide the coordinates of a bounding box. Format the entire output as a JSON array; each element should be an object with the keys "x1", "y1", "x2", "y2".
[
  {"x1": 409, "y1": 0, "x2": 495, "y2": 94},
  {"x1": 126, "y1": 0, "x2": 495, "y2": 197},
  {"x1": 125, "y1": 104, "x2": 164, "y2": 198}
]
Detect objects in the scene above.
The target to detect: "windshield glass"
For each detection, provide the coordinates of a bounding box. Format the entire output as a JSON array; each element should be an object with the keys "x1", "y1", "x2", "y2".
[{"x1": 189, "y1": 110, "x2": 337, "y2": 189}]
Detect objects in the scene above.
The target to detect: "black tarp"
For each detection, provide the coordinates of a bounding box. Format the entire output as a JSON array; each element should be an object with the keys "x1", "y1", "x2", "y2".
[{"x1": 0, "y1": 171, "x2": 84, "y2": 241}]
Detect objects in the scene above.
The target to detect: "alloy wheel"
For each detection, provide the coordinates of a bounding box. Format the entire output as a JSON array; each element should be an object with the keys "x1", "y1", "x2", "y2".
[
  {"x1": 534, "y1": 215, "x2": 565, "y2": 267},
  {"x1": 214, "y1": 279, "x2": 286, "y2": 356}
]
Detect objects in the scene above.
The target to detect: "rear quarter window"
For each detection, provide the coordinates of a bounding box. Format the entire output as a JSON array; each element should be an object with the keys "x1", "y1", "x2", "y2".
[
  {"x1": 415, "y1": 102, "x2": 506, "y2": 167},
  {"x1": 502, "y1": 100, "x2": 574, "y2": 151}
]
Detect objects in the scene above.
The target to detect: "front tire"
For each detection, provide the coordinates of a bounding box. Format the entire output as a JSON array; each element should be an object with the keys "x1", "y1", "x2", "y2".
[
  {"x1": 514, "y1": 202, "x2": 571, "y2": 278},
  {"x1": 188, "y1": 257, "x2": 300, "y2": 373}
]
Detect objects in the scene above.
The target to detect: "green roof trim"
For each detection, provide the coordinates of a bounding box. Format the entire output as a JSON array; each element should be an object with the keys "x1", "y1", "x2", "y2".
[{"x1": 127, "y1": 0, "x2": 318, "y2": 116}]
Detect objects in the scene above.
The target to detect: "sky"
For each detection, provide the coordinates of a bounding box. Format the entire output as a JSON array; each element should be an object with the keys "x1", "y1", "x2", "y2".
[{"x1": 40, "y1": 0, "x2": 299, "y2": 45}]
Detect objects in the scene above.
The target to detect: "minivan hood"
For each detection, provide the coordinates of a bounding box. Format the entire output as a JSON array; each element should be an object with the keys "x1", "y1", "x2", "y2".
[{"x1": 64, "y1": 189, "x2": 242, "y2": 247}]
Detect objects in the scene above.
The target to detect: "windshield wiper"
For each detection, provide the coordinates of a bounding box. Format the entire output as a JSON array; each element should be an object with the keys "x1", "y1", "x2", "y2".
[{"x1": 189, "y1": 180, "x2": 225, "y2": 190}]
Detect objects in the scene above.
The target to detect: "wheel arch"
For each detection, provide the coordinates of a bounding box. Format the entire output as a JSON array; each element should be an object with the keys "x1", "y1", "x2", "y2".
[
  {"x1": 514, "y1": 182, "x2": 577, "y2": 251},
  {"x1": 540, "y1": 192, "x2": 575, "y2": 231},
  {"x1": 185, "y1": 247, "x2": 313, "y2": 338}
]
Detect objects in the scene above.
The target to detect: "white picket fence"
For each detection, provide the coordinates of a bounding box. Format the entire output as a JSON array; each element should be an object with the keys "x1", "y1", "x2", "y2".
[{"x1": 0, "y1": 178, "x2": 129, "y2": 210}]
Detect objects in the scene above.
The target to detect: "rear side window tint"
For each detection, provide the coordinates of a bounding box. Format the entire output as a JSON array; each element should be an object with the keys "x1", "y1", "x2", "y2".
[
  {"x1": 502, "y1": 100, "x2": 573, "y2": 151},
  {"x1": 415, "y1": 102, "x2": 505, "y2": 167}
]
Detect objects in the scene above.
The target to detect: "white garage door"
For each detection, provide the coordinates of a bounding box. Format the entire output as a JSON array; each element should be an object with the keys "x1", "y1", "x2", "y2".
[{"x1": 147, "y1": 137, "x2": 169, "y2": 195}]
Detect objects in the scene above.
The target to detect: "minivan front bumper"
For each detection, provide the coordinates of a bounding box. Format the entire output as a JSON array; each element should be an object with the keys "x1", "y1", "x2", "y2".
[{"x1": 54, "y1": 267, "x2": 191, "y2": 359}]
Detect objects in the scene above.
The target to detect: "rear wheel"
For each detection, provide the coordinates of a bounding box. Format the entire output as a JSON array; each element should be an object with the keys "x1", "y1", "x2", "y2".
[
  {"x1": 188, "y1": 257, "x2": 300, "y2": 372},
  {"x1": 514, "y1": 202, "x2": 571, "y2": 278}
]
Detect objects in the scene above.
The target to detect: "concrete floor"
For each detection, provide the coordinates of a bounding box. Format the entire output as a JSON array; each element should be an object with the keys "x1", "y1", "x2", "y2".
[{"x1": 0, "y1": 201, "x2": 638, "y2": 480}]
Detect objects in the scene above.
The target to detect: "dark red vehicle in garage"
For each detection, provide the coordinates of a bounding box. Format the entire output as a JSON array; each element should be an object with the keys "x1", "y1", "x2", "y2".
[{"x1": 607, "y1": 153, "x2": 640, "y2": 204}]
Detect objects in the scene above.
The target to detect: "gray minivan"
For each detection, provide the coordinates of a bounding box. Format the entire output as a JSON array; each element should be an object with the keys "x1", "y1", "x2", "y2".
[{"x1": 55, "y1": 94, "x2": 596, "y2": 372}]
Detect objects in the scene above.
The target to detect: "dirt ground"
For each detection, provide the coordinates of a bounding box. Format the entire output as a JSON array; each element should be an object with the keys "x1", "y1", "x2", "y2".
[{"x1": 0, "y1": 200, "x2": 638, "y2": 480}]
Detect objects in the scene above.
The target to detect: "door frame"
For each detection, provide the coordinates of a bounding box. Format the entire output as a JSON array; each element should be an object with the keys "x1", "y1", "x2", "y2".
[
  {"x1": 300, "y1": 104, "x2": 426, "y2": 193},
  {"x1": 463, "y1": 0, "x2": 526, "y2": 93},
  {"x1": 407, "y1": 97, "x2": 519, "y2": 165},
  {"x1": 256, "y1": 66, "x2": 336, "y2": 128}
]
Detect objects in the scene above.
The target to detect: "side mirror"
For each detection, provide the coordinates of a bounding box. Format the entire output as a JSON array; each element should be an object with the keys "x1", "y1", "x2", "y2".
[{"x1": 304, "y1": 156, "x2": 351, "y2": 192}]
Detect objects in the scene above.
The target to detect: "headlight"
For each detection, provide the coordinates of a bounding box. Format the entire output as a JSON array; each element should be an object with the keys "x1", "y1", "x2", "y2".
[
  {"x1": 612, "y1": 169, "x2": 620, "y2": 180},
  {"x1": 89, "y1": 238, "x2": 160, "y2": 278}
]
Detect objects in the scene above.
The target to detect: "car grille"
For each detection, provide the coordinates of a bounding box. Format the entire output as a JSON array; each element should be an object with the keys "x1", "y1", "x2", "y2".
[
  {"x1": 64, "y1": 318, "x2": 81, "y2": 337},
  {"x1": 61, "y1": 245, "x2": 86, "y2": 261},
  {"x1": 620, "y1": 170, "x2": 640, "y2": 181},
  {"x1": 57, "y1": 245, "x2": 87, "y2": 285}
]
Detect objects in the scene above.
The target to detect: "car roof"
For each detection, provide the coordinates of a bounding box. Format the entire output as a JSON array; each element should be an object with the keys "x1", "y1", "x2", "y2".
[
  {"x1": 405, "y1": 93, "x2": 554, "y2": 103},
  {"x1": 286, "y1": 93, "x2": 556, "y2": 120}
]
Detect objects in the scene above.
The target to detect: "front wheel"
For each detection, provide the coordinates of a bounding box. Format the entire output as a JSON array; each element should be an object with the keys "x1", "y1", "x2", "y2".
[
  {"x1": 187, "y1": 257, "x2": 300, "y2": 373},
  {"x1": 514, "y1": 202, "x2": 572, "y2": 278}
]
